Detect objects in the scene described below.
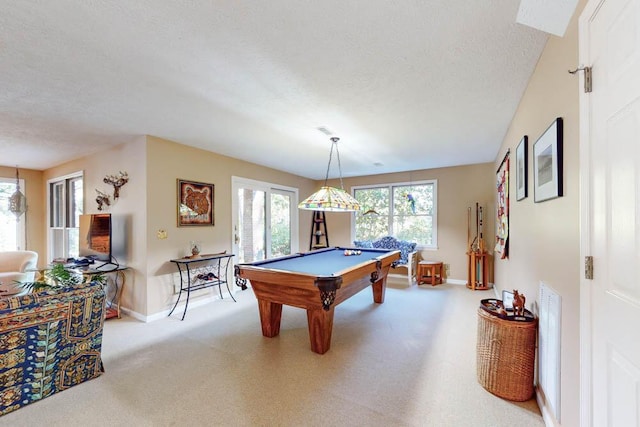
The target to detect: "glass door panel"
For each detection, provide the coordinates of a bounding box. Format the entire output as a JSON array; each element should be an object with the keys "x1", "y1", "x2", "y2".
[
  {"x1": 237, "y1": 188, "x2": 266, "y2": 263},
  {"x1": 270, "y1": 191, "x2": 292, "y2": 258}
]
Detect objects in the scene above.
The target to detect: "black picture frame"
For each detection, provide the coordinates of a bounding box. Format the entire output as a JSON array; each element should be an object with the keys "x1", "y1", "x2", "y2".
[
  {"x1": 516, "y1": 136, "x2": 528, "y2": 201},
  {"x1": 534, "y1": 118, "x2": 563, "y2": 202}
]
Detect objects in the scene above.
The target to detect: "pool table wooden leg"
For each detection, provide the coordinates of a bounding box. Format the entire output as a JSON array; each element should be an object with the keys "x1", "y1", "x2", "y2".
[
  {"x1": 257, "y1": 299, "x2": 283, "y2": 338},
  {"x1": 307, "y1": 307, "x2": 335, "y2": 354},
  {"x1": 371, "y1": 276, "x2": 387, "y2": 304}
]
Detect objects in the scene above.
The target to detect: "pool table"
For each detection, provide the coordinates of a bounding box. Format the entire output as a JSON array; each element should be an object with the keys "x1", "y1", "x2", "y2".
[{"x1": 234, "y1": 247, "x2": 400, "y2": 354}]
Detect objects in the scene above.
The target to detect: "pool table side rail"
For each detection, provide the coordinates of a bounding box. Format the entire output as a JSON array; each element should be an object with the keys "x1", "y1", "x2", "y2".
[
  {"x1": 234, "y1": 248, "x2": 400, "y2": 292},
  {"x1": 235, "y1": 249, "x2": 400, "y2": 312}
]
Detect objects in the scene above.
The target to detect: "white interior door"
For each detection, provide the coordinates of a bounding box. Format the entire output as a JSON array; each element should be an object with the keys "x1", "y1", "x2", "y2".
[
  {"x1": 580, "y1": 0, "x2": 640, "y2": 425},
  {"x1": 231, "y1": 177, "x2": 298, "y2": 264}
]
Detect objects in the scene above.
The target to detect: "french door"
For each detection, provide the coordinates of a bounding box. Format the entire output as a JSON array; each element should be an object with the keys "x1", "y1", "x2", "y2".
[{"x1": 231, "y1": 177, "x2": 298, "y2": 264}]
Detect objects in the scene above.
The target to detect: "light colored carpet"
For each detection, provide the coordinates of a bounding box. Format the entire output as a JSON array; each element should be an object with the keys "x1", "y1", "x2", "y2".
[{"x1": 0, "y1": 281, "x2": 543, "y2": 427}]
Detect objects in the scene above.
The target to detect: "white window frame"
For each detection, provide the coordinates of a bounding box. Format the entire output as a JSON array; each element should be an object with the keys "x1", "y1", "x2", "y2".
[
  {"x1": 0, "y1": 176, "x2": 27, "y2": 250},
  {"x1": 351, "y1": 179, "x2": 438, "y2": 249},
  {"x1": 47, "y1": 171, "x2": 83, "y2": 262}
]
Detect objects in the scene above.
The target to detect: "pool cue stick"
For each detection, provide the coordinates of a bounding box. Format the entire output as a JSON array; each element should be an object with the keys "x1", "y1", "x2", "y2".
[
  {"x1": 479, "y1": 205, "x2": 485, "y2": 253},
  {"x1": 474, "y1": 202, "x2": 480, "y2": 249},
  {"x1": 467, "y1": 207, "x2": 471, "y2": 252}
]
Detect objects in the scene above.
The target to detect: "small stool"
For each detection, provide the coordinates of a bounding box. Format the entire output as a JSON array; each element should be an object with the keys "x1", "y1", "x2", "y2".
[{"x1": 418, "y1": 261, "x2": 443, "y2": 286}]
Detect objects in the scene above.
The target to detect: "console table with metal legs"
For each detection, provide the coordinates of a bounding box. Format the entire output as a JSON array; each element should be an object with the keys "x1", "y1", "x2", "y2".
[
  {"x1": 73, "y1": 265, "x2": 128, "y2": 320},
  {"x1": 169, "y1": 253, "x2": 236, "y2": 320}
]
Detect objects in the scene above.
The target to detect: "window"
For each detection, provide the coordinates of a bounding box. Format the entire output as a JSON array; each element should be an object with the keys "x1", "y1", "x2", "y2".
[
  {"x1": 353, "y1": 180, "x2": 437, "y2": 247},
  {"x1": 49, "y1": 172, "x2": 83, "y2": 262},
  {"x1": 0, "y1": 177, "x2": 26, "y2": 250}
]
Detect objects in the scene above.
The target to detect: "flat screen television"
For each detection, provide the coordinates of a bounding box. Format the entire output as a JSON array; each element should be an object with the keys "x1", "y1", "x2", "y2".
[{"x1": 78, "y1": 213, "x2": 126, "y2": 267}]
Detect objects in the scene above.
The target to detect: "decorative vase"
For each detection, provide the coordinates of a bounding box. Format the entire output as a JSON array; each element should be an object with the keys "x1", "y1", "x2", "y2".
[{"x1": 190, "y1": 241, "x2": 201, "y2": 258}]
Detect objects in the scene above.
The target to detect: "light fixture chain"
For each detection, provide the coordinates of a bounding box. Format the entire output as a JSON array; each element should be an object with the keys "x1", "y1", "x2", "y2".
[
  {"x1": 323, "y1": 141, "x2": 335, "y2": 187},
  {"x1": 335, "y1": 141, "x2": 345, "y2": 190}
]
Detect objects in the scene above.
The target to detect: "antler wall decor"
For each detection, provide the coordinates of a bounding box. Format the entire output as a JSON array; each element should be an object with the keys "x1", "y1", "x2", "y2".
[
  {"x1": 95, "y1": 189, "x2": 111, "y2": 211},
  {"x1": 103, "y1": 171, "x2": 129, "y2": 199}
]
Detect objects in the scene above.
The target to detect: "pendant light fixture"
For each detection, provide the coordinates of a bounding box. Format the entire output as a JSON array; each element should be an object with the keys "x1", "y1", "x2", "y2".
[
  {"x1": 298, "y1": 137, "x2": 361, "y2": 212},
  {"x1": 9, "y1": 166, "x2": 27, "y2": 221}
]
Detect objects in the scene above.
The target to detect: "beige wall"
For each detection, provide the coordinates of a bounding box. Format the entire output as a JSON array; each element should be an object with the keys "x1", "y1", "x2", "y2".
[
  {"x1": 7, "y1": 144, "x2": 495, "y2": 288},
  {"x1": 43, "y1": 137, "x2": 149, "y2": 314},
  {"x1": 324, "y1": 163, "x2": 496, "y2": 282},
  {"x1": 144, "y1": 136, "x2": 317, "y2": 317},
  {"x1": 0, "y1": 166, "x2": 46, "y2": 258},
  {"x1": 14, "y1": 135, "x2": 316, "y2": 318},
  {"x1": 493, "y1": 2, "x2": 585, "y2": 426}
]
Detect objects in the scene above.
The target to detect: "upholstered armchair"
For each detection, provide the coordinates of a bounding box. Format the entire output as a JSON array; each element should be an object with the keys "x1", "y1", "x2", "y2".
[
  {"x1": 0, "y1": 251, "x2": 38, "y2": 296},
  {"x1": 353, "y1": 237, "x2": 418, "y2": 285}
]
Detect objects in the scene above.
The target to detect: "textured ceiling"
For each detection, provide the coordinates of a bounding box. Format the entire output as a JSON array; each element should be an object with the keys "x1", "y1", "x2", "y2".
[{"x1": 0, "y1": 1, "x2": 570, "y2": 180}]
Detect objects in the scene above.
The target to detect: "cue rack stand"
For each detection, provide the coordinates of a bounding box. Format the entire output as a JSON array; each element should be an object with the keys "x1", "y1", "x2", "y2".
[{"x1": 467, "y1": 203, "x2": 490, "y2": 290}]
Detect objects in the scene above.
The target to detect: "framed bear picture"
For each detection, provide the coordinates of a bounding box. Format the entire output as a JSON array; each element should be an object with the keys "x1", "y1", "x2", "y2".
[{"x1": 177, "y1": 179, "x2": 215, "y2": 226}]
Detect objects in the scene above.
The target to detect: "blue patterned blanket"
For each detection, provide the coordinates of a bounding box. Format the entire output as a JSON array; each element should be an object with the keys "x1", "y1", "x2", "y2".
[{"x1": 0, "y1": 281, "x2": 105, "y2": 415}]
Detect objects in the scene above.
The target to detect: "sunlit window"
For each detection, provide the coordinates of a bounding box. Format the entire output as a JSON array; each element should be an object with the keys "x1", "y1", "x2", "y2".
[
  {"x1": 49, "y1": 173, "x2": 83, "y2": 261},
  {"x1": 0, "y1": 177, "x2": 26, "y2": 250},
  {"x1": 353, "y1": 180, "x2": 437, "y2": 248}
]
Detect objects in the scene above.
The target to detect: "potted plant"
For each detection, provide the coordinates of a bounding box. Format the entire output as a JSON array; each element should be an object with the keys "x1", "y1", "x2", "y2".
[{"x1": 19, "y1": 263, "x2": 106, "y2": 292}]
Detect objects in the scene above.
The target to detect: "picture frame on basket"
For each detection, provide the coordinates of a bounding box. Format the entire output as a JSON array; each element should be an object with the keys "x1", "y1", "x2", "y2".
[{"x1": 502, "y1": 290, "x2": 514, "y2": 311}]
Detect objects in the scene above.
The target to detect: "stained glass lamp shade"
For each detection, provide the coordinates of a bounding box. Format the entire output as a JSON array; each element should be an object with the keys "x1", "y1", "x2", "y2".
[
  {"x1": 299, "y1": 186, "x2": 360, "y2": 211},
  {"x1": 298, "y1": 137, "x2": 361, "y2": 212}
]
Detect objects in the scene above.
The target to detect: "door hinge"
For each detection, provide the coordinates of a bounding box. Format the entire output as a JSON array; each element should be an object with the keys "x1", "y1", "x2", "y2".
[
  {"x1": 585, "y1": 256, "x2": 593, "y2": 280},
  {"x1": 568, "y1": 66, "x2": 592, "y2": 93},
  {"x1": 584, "y1": 66, "x2": 592, "y2": 93}
]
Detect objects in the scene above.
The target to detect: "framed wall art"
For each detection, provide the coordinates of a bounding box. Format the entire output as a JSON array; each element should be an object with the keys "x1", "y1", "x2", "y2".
[
  {"x1": 534, "y1": 118, "x2": 563, "y2": 202},
  {"x1": 516, "y1": 136, "x2": 528, "y2": 201},
  {"x1": 177, "y1": 179, "x2": 215, "y2": 226},
  {"x1": 495, "y1": 150, "x2": 509, "y2": 259}
]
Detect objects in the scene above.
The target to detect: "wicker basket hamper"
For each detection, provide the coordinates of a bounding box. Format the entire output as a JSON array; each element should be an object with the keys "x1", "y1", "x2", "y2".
[{"x1": 476, "y1": 307, "x2": 537, "y2": 401}]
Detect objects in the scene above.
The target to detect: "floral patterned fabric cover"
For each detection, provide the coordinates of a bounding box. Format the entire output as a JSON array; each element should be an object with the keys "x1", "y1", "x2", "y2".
[
  {"x1": 0, "y1": 281, "x2": 105, "y2": 415},
  {"x1": 353, "y1": 236, "x2": 417, "y2": 266}
]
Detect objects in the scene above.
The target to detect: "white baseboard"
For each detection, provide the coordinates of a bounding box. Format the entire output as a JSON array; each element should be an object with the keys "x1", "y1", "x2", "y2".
[
  {"x1": 388, "y1": 276, "x2": 482, "y2": 287},
  {"x1": 388, "y1": 273, "x2": 415, "y2": 286},
  {"x1": 536, "y1": 387, "x2": 557, "y2": 426},
  {"x1": 119, "y1": 292, "x2": 236, "y2": 323}
]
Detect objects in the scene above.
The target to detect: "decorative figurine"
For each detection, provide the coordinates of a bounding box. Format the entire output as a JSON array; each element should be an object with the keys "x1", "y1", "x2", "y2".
[
  {"x1": 512, "y1": 289, "x2": 526, "y2": 317},
  {"x1": 103, "y1": 171, "x2": 129, "y2": 199},
  {"x1": 190, "y1": 241, "x2": 201, "y2": 258},
  {"x1": 95, "y1": 189, "x2": 111, "y2": 211}
]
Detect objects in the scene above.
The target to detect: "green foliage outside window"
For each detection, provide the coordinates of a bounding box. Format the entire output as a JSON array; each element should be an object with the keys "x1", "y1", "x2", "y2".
[
  {"x1": 354, "y1": 181, "x2": 436, "y2": 246},
  {"x1": 270, "y1": 193, "x2": 291, "y2": 257}
]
